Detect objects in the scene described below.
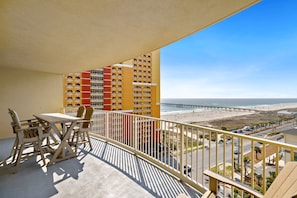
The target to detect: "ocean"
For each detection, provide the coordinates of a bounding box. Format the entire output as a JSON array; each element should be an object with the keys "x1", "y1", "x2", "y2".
[{"x1": 161, "y1": 98, "x2": 297, "y2": 114}]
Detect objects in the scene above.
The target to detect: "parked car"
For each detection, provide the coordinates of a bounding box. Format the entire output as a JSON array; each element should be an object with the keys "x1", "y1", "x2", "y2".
[
  {"x1": 184, "y1": 165, "x2": 192, "y2": 174},
  {"x1": 243, "y1": 126, "x2": 251, "y2": 131},
  {"x1": 234, "y1": 149, "x2": 240, "y2": 155}
]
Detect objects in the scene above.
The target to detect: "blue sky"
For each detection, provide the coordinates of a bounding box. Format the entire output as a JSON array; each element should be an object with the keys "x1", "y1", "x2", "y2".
[{"x1": 161, "y1": 1, "x2": 297, "y2": 99}]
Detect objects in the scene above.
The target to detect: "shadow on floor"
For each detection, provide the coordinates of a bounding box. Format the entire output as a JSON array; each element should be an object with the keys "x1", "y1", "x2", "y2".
[{"x1": 0, "y1": 137, "x2": 202, "y2": 198}]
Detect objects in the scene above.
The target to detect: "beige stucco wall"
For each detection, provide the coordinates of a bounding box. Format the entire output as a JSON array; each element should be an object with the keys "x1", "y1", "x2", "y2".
[{"x1": 0, "y1": 67, "x2": 63, "y2": 138}]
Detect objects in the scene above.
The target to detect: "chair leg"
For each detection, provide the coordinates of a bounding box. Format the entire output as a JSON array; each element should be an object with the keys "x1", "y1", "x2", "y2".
[
  {"x1": 11, "y1": 138, "x2": 19, "y2": 162},
  {"x1": 86, "y1": 132, "x2": 93, "y2": 151},
  {"x1": 15, "y1": 144, "x2": 25, "y2": 172},
  {"x1": 71, "y1": 131, "x2": 75, "y2": 144},
  {"x1": 38, "y1": 141, "x2": 46, "y2": 166},
  {"x1": 74, "y1": 132, "x2": 79, "y2": 155},
  {"x1": 82, "y1": 132, "x2": 86, "y2": 147}
]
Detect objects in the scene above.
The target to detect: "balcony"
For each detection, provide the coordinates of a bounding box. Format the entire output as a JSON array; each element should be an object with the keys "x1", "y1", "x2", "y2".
[
  {"x1": 89, "y1": 111, "x2": 297, "y2": 197},
  {"x1": 1, "y1": 110, "x2": 297, "y2": 198},
  {"x1": 0, "y1": 138, "x2": 201, "y2": 198}
]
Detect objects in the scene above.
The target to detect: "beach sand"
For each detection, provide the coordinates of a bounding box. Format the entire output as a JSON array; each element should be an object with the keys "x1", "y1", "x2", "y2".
[{"x1": 161, "y1": 103, "x2": 297, "y2": 124}]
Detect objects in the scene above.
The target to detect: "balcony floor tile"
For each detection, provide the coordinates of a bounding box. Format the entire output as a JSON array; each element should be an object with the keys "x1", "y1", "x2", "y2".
[{"x1": 0, "y1": 138, "x2": 202, "y2": 198}]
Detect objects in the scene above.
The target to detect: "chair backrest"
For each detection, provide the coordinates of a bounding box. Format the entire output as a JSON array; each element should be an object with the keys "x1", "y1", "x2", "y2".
[
  {"x1": 76, "y1": 106, "x2": 85, "y2": 118},
  {"x1": 82, "y1": 107, "x2": 94, "y2": 128},
  {"x1": 263, "y1": 161, "x2": 297, "y2": 198},
  {"x1": 8, "y1": 108, "x2": 21, "y2": 131}
]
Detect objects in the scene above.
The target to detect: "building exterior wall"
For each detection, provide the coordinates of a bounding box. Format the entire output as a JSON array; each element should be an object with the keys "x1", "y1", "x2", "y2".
[
  {"x1": 151, "y1": 50, "x2": 161, "y2": 118},
  {"x1": 63, "y1": 72, "x2": 82, "y2": 112},
  {"x1": 114, "y1": 61, "x2": 134, "y2": 112},
  {"x1": 103, "y1": 67, "x2": 112, "y2": 111},
  {"x1": 90, "y1": 69, "x2": 104, "y2": 110},
  {"x1": 81, "y1": 71, "x2": 91, "y2": 107},
  {"x1": 1, "y1": 68, "x2": 63, "y2": 138},
  {"x1": 63, "y1": 50, "x2": 160, "y2": 118},
  {"x1": 284, "y1": 133, "x2": 297, "y2": 162},
  {"x1": 132, "y1": 50, "x2": 160, "y2": 118}
]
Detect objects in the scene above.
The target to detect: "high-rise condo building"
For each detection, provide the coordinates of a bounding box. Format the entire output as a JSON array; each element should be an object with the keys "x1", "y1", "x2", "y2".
[{"x1": 63, "y1": 50, "x2": 160, "y2": 118}]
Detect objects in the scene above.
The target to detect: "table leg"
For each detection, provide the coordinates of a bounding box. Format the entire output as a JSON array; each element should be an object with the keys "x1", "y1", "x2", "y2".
[{"x1": 47, "y1": 121, "x2": 77, "y2": 166}]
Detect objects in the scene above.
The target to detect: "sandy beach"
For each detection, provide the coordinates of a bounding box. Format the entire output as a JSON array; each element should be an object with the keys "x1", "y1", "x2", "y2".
[{"x1": 161, "y1": 103, "x2": 297, "y2": 124}]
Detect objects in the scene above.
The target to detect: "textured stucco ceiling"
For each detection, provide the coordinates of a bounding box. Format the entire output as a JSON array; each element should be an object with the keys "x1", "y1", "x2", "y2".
[{"x1": 0, "y1": 0, "x2": 259, "y2": 74}]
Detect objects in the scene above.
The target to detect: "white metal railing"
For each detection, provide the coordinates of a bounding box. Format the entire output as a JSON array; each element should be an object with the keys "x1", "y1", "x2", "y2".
[{"x1": 89, "y1": 110, "x2": 297, "y2": 197}]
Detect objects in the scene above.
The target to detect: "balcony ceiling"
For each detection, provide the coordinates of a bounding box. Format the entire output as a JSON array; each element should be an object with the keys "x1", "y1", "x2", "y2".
[{"x1": 0, "y1": 0, "x2": 259, "y2": 74}]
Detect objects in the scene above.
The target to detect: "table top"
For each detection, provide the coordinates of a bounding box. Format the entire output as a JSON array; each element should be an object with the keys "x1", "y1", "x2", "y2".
[{"x1": 34, "y1": 113, "x2": 82, "y2": 124}]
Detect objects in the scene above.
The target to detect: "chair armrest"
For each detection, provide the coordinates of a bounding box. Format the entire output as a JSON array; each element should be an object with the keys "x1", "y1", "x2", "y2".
[
  {"x1": 77, "y1": 119, "x2": 93, "y2": 123},
  {"x1": 19, "y1": 118, "x2": 40, "y2": 126},
  {"x1": 200, "y1": 190, "x2": 215, "y2": 198},
  {"x1": 77, "y1": 119, "x2": 93, "y2": 126},
  {"x1": 15, "y1": 126, "x2": 45, "y2": 140},
  {"x1": 203, "y1": 169, "x2": 263, "y2": 198}
]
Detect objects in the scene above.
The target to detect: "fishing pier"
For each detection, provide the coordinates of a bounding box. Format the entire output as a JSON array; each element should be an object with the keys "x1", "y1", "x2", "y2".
[{"x1": 161, "y1": 103, "x2": 259, "y2": 112}]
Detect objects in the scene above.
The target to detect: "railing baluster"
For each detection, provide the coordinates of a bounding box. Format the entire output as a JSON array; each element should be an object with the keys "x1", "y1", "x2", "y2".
[
  {"x1": 262, "y1": 143, "x2": 267, "y2": 194},
  {"x1": 290, "y1": 149, "x2": 295, "y2": 161},
  {"x1": 240, "y1": 138, "x2": 244, "y2": 184},
  {"x1": 185, "y1": 125, "x2": 188, "y2": 176},
  {"x1": 196, "y1": 129, "x2": 199, "y2": 182},
  {"x1": 90, "y1": 110, "x2": 297, "y2": 197},
  {"x1": 251, "y1": 140, "x2": 255, "y2": 189},
  {"x1": 215, "y1": 131, "x2": 218, "y2": 174},
  {"x1": 231, "y1": 135, "x2": 235, "y2": 198},
  {"x1": 168, "y1": 121, "x2": 171, "y2": 165},
  {"x1": 208, "y1": 130, "x2": 211, "y2": 171},
  {"x1": 104, "y1": 112, "x2": 107, "y2": 136},
  {"x1": 180, "y1": 124, "x2": 184, "y2": 178},
  {"x1": 202, "y1": 129, "x2": 205, "y2": 186},
  {"x1": 223, "y1": 134, "x2": 226, "y2": 197},
  {"x1": 190, "y1": 126, "x2": 193, "y2": 180},
  {"x1": 134, "y1": 115, "x2": 138, "y2": 151},
  {"x1": 275, "y1": 146, "x2": 279, "y2": 176},
  {"x1": 163, "y1": 121, "x2": 167, "y2": 166}
]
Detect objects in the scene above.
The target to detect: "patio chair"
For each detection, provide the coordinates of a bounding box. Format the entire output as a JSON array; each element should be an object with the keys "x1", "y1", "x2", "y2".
[
  {"x1": 76, "y1": 105, "x2": 85, "y2": 118},
  {"x1": 7, "y1": 108, "x2": 47, "y2": 171},
  {"x1": 203, "y1": 161, "x2": 297, "y2": 198},
  {"x1": 71, "y1": 106, "x2": 94, "y2": 154},
  {"x1": 64, "y1": 105, "x2": 85, "y2": 129}
]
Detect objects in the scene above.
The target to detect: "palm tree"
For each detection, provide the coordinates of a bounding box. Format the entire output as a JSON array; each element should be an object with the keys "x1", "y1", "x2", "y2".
[
  {"x1": 255, "y1": 173, "x2": 263, "y2": 187},
  {"x1": 243, "y1": 156, "x2": 251, "y2": 177},
  {"x1": 254, "y1": 146, "x2": 261, "y2": 160},
  {"x1": 266, "y1": 171, "x2": 276, "y2": 189}
]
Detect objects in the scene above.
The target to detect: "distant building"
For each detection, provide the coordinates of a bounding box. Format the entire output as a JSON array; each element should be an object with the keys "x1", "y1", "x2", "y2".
[
  {"x1": 282, "y1": 128, "x2": 297, "y2": 162},
  {"x1": 63, "y1": 50, "x2": 160, "y2": 118},
  {"x1": 63, "y1": 50, "x2": 160, "y2": 147},
  {"x1": 63, "y1": 71, "x2": 91, "y2": 109},
  {"x1": 277, "y1": 110, "x2": 297, "y2": 117}
]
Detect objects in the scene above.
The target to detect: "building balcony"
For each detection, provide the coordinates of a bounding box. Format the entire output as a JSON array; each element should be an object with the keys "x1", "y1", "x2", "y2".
[{"x1": 2, "y1": 110, "x2": 297, "y2": 198}]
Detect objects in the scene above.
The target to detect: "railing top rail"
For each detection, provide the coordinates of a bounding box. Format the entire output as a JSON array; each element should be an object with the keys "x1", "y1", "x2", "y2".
[
  {"x1": 91, "y1": 109, "x2": 297, "y2": 197},
  {"x1": 94, "y1": 110, "x2": 297, "y2": 150}
]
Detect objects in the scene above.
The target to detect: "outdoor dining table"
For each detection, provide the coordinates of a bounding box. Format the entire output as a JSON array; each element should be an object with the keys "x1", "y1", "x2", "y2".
[{"x1": 34, "y1": 113, "x2": 82, "y2": 166}]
